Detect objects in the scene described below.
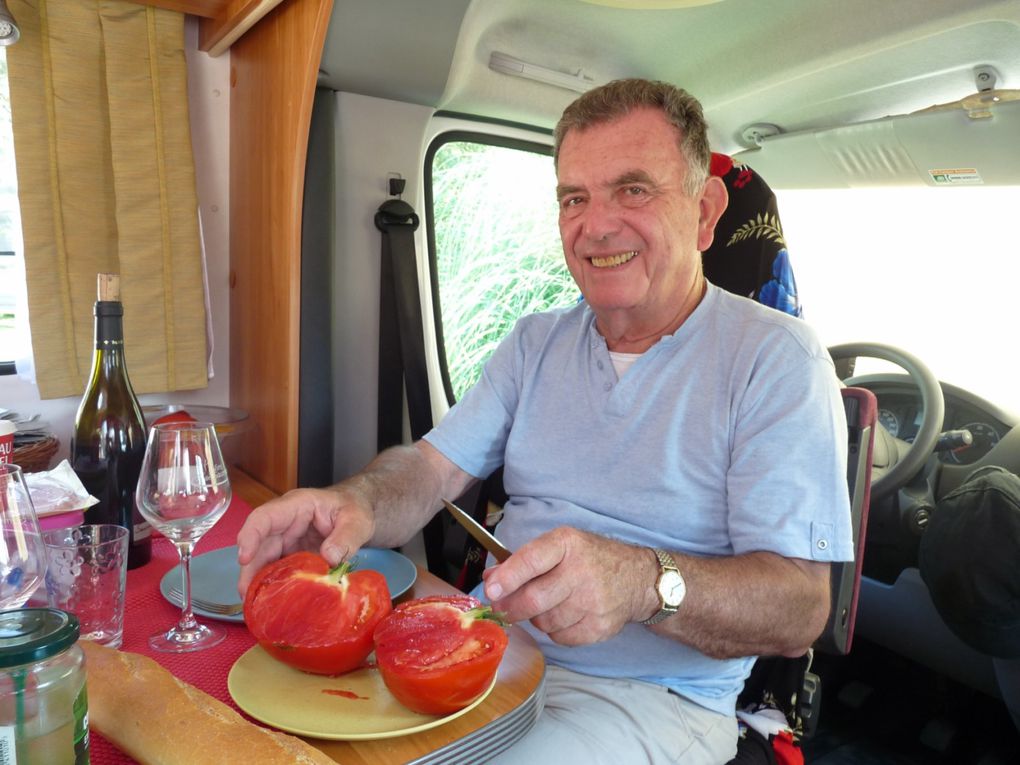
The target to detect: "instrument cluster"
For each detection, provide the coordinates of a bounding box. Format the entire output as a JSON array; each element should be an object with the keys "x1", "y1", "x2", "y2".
[{"x1": 872, "y1": 389, "x2": 1008, "y2": 465}]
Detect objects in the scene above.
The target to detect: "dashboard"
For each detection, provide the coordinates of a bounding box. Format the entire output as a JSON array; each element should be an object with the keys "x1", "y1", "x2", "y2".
[{"x1": 848, "y1": 374, "x2": 1019, "y2": 465}]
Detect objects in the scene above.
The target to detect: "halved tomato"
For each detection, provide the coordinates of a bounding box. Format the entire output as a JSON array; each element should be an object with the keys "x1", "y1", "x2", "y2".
[
  {"x1": 244, "y1": 551, "x2": 392, "y2": 675},
  {"x1": 372, "y1": 595, "x2": 509, "y2": 715}
]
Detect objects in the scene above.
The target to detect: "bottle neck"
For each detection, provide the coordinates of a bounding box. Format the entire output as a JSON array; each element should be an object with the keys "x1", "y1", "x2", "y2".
[{"x1": 94, "y1": 300, "x2": 125, "y2": 349}]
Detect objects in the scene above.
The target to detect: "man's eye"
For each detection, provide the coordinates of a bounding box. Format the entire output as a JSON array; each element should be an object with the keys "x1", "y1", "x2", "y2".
[
  {"x1": 561, "y1": 196, "x2": 584, "y2": 209},
  {"x1": 624, "y1": 186, "x2": 646, "y2": 196}
]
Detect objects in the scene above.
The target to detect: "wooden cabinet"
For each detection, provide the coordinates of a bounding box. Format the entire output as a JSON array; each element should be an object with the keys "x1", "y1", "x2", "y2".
[{"x1": 227, "y1": 0, "x2": 334, "y2": 494}]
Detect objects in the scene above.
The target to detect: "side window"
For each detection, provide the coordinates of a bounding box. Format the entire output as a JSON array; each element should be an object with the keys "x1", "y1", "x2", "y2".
[
  {"x1": 426, "y1": 132, "x2": 575, "y2": 402},
  {"x1": 1, "y1": 49, "x2": 21, "y2": 374}
]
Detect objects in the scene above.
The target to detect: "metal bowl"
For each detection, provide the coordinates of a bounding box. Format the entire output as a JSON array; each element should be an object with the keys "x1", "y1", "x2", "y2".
[{"x1": 141, "y1": 405, "x2": 250, "y2": 441}]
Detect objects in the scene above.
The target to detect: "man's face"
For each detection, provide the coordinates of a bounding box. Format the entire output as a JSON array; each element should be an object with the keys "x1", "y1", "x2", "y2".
[{"x1": 556, "y1": 107, "x2": 723, "y2": 335}]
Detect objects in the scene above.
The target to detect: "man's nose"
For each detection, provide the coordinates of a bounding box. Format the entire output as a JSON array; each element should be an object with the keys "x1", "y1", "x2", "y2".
[{"x1": 579, "y1": 197, "x2": 622, "y2": 241}]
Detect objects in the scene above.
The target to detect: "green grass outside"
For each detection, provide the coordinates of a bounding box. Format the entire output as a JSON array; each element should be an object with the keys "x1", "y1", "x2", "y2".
[{"x1": 432, "y1": 141, "x2": 578, "y2": 399}]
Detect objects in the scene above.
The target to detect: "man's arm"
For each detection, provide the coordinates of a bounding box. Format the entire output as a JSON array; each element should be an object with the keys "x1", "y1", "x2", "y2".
[
  {"x1": 642, "y1": 547, "x2": 830, "y2": 658},
  {"x1": 236, "y1": 440, "x2": 475, "y2": 593},
  {"x1": 483, "y1": 527, "x2": 830, "y2": 659}
]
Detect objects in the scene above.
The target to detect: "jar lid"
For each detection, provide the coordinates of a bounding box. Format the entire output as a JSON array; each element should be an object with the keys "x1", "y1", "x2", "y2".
[{"x1": 0, "y1": 608, "x2": 80, "y2": 668}]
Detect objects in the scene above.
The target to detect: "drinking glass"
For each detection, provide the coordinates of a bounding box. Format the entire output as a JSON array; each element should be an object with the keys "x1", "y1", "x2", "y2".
[
  {"x1": 136, "y1": 422, "x2": 232, "y2": 651},
  {"x1": 0, "y1": 463, "x2": 48, "y2": 609}
]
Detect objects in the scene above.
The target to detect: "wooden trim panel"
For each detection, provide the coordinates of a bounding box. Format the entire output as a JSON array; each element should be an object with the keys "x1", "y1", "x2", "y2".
[
  {"x1": 135, "y1": 0, "x2": 285, "y2": 57},
  {"x1": 228, "y1": 0, "x2": 334, "y2": 494}
]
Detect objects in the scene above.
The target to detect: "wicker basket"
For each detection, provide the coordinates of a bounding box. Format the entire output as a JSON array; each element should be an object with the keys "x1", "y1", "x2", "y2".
[{"x1": 12, "y1": 436, "x2": 61, "y2": 473}]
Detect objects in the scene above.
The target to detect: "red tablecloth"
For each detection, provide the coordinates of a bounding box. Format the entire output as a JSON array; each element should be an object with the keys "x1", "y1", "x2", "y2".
[{"x1": 89, "y1": 496, "x2": 258, "y2": 764}]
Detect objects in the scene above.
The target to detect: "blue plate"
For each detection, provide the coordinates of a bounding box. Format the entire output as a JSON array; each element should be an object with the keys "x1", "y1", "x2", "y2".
[{"x1": 158, "y1": 546, "x2": 418, "y2": 623}]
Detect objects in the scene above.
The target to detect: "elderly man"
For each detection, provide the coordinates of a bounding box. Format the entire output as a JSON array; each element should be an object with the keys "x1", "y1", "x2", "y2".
[{"x1": 237, "y1": 79, "x2": 852, "y2": 764}]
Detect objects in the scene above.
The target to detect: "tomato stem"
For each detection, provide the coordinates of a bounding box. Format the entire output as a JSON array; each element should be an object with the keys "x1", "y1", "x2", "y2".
[
  {"x1": 328, "y1": 558, "x2": 354, "y2": 583},
  {"x1": 465, "y1": 606, "x2": 510, "y2": 628}
]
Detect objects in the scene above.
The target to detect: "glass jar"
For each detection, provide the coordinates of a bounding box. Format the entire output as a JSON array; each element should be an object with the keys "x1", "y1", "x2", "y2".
[{"x1": 0, "y1": 608, "x2": 90, "y2": 764}]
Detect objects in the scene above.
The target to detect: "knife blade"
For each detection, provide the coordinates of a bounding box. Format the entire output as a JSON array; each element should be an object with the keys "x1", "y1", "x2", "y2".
[{"x1": 442, "y1": 499, "x2": 512, "y2": 563}]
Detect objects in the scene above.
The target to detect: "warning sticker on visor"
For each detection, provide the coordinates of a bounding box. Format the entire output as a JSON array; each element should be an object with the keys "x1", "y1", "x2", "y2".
[{"x1": 929, "y1": 168, "x2": 983, "y2": 185}]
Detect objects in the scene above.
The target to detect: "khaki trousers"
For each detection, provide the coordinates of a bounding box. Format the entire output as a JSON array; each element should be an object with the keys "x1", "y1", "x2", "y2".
[{"x1": 486, "y1": 665, "x2": 738, "y2": 764}]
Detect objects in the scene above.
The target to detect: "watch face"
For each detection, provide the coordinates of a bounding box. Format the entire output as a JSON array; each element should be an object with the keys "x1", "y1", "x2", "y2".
[{"x1": 658, "y1": 570, "x2": 686, "y2": 607}]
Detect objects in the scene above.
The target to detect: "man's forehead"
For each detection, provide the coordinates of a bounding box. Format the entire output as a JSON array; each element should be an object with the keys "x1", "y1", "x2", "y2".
[{"x1": 557, "y1": 109, "x2": 687, "y2": 183}]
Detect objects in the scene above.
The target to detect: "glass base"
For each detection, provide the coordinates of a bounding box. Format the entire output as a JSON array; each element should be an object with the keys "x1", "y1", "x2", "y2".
[{"x1": 148, "y1": 621, "x2": 225, "y2": 653}]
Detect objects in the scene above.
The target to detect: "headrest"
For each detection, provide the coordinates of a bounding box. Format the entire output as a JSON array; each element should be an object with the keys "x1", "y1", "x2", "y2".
[{"x1": 919, "y1": 465, "x2": 1020, "y2": 659}]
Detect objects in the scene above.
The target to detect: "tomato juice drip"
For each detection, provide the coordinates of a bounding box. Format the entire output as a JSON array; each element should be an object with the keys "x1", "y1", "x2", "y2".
[{"x1": 321, "y1": 689, "x2": 367, "y2": 700}]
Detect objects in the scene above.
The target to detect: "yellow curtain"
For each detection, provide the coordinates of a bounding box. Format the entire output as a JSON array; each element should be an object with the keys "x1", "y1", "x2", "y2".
[{"x1": 6, "y1": 0, "x2": 208, "y2": 399}]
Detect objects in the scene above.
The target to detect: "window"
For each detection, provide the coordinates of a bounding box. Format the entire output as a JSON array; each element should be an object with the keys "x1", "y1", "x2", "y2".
[
  {"x1": 426, "y1": 132, "x2": 576, "y2": 402},
  {"x1": 0, "y1": 48, "x2": 22, "y2": 374},
  {"x1": 777, "y1": 185, "x2": 1020, "y2": 415}
]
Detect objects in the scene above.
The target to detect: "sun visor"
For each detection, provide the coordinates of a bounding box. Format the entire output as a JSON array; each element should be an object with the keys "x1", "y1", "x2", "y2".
[{"x1": 733, "y1": 97, "x2": 1020, "y2": 190}]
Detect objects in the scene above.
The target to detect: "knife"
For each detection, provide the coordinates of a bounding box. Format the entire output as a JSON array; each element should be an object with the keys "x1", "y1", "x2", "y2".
[{"x1": 442, "y1": 499, "x2": 512, "y2": 563}]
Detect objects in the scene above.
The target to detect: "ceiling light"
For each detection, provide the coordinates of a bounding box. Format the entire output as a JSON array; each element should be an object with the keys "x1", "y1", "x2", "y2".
[
  {"x1": 0, "y1": 0, "x2": 20, "y2": 46},
  {"x1": 488, "y1": 51, "x2": 600, "y2": 94}
]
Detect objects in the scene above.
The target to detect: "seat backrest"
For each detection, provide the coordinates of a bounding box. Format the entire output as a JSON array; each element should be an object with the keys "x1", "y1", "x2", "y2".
[
  {"x1": 816, "y1": 386, "x2": 877, "y2": 655},
  {"x1": 703, "y1": 153, "x2": 802, "y2": 317}
]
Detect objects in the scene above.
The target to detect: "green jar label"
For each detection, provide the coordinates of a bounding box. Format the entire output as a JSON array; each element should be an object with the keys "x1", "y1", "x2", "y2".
[{"x1": 73, "y1": 685, "x2": 90, "y2": 765}]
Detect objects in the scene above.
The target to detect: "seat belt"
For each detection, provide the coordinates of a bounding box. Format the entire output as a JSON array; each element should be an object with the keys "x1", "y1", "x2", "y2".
[{"x1": 374, "y1": 189, "x2": 447, "y2": 578}]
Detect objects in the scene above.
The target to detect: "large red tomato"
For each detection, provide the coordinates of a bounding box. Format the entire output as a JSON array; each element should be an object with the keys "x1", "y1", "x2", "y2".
[
  {"x1": 372, "y1": 595, "x2": 509, "y2": 715},
  {"x1": 244, "y1": 551, "x2": 392, "y2": 675}
]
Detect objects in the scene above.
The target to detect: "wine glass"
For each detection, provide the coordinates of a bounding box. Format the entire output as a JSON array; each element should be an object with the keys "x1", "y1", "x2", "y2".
[
  {"x1": 0, "y1": 463, "x2": 49, "y2": 610},
  {"x1": 135, "y1": 422, "x2": 232, "y2": 651}
]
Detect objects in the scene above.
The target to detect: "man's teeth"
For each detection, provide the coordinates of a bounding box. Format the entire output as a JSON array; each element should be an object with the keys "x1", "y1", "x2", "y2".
[{"x1": 590, "y1": 251, "x2": 637, "y2": 268}]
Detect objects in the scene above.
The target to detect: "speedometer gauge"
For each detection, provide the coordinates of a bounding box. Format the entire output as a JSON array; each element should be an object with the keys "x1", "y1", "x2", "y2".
[
  {"x1": 944, "y1": 422, "x2": 1001, "y2": 465},
  {"x1": 878, "y1": 408, "x2": 900, "y2": 438}
]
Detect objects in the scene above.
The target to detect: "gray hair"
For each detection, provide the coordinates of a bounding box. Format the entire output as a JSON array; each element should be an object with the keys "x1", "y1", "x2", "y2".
[{"x1": 553, "y1": 79, "x2": 711, "y2": 196}]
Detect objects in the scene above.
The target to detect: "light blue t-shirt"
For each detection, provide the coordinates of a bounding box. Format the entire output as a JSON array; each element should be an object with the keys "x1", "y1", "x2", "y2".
[{"x1": 423, "y1": 282, "x2": 853, "y2": 715}]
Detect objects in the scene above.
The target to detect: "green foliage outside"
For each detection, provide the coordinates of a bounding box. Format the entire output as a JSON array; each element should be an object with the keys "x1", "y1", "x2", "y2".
[{"x1": 432, "y1": 141, "x2": 578, "y2": 399}]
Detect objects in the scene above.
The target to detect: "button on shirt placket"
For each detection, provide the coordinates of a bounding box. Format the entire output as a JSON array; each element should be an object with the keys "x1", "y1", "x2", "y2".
[{"x1": 591, "y1": 338, "x2": 616, "y2": 404}]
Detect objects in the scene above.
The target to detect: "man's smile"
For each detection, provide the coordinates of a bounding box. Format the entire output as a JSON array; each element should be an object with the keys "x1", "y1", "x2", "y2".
[{"x1": 590, "y1": 250, "x2": 638, "y2": 268}]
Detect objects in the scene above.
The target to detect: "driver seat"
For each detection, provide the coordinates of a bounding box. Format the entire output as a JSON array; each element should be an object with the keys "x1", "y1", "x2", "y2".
[{"x1": 729, "y1": 385, "x2": 878, "y2": 762}]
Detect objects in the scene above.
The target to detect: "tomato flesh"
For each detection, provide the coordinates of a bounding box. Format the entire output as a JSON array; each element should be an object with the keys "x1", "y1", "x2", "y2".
[
  {"x1": 373, "y1": 595, "x2": 509, "y2": 715},
  {"x1": 244, "y1": 551, "x2": 392, "y2": 675}
]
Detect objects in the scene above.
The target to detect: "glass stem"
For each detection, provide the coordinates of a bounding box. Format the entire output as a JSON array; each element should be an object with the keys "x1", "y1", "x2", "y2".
[{"x1": 176, "y1": 540, "x2": 198, "y2": 631}]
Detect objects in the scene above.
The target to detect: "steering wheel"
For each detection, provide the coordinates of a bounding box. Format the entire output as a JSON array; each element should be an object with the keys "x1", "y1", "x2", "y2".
[{"x1": 829, "y1": 343, "x2": 945, "y2": 502}]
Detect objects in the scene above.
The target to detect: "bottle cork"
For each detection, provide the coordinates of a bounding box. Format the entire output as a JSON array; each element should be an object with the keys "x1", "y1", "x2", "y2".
[{"x1": 97, "y1": 273, "x2": 121, "y2": 302}]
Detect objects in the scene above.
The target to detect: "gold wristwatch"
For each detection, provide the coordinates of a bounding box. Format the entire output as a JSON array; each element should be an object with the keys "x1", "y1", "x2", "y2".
[{"x1": 641, "y1": 548, "x2": 686, "y2": 625}]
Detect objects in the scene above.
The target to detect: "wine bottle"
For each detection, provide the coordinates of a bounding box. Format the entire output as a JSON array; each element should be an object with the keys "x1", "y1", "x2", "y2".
[{"x1": 71, "y1": 273, "x2": 152, "y2": 568}]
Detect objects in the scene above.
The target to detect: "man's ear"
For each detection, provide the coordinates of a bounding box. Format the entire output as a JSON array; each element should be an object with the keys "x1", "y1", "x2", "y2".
[{"x1": 696, "y1": 176, "x2": 728, "y2": 253}]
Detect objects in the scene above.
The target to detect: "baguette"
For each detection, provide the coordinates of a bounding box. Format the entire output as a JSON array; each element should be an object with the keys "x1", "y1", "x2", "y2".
[{"x1": 81, "y1": 641, "x2": 337, "y2": 765}]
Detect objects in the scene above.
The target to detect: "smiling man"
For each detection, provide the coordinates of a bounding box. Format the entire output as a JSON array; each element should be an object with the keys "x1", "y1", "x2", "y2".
[
  {"x1": 555, "y1": 105, "x2": 725, "y2": 352},
  {"x1": 237, "y1": 79, "x2": 853, "y2": 764}
]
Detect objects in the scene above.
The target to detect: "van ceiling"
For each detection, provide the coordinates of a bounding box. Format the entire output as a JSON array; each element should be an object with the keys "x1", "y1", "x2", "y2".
[{"x1": 319, "y1": 0, "x2": 1020, "y2": 162}]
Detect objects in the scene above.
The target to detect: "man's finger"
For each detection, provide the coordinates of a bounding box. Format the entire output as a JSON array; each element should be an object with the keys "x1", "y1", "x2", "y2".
[
  {"x1": 484, "y1": 533, "x2": 567, "y2": 602},
  {"x1": 236, "y1": 499, "x2": 314, "y2": 564},
  {"x1": 493, "y1": 565, "x2": 574, "y2": 624},
  {"x1": 237, "y1": 535, "x2": 285, "y2": 595}
]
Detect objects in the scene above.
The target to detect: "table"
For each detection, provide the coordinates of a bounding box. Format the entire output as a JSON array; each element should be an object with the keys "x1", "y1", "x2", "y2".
[{"x1": 89, "y1": 468, "x2": 546, "y2": 764}]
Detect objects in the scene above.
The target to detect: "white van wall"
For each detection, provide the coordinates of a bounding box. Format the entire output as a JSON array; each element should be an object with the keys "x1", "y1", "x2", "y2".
[{"x1": 330, "y1": 91, "x2": 435, "y2": 482}]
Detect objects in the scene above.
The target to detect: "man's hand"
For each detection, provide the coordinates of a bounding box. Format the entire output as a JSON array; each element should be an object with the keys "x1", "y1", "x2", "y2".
[
  {"x1": 236, "y1": 486, "x2": 375, "y2": 596},
  {"x1": 482, "y1": 527, "x2": 659, "y2": 646}
]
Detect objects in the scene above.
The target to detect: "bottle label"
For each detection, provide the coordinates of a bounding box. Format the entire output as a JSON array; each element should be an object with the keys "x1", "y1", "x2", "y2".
[
  {"x1": 73, "y1": 684, "x2": 90, "y2": 765},
  {"x1": 134, "y1": 520, "x2": 152, "y2": 542},
  {"x1": 0, "y1": 725, "x2": 14, "y2": 765}
]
